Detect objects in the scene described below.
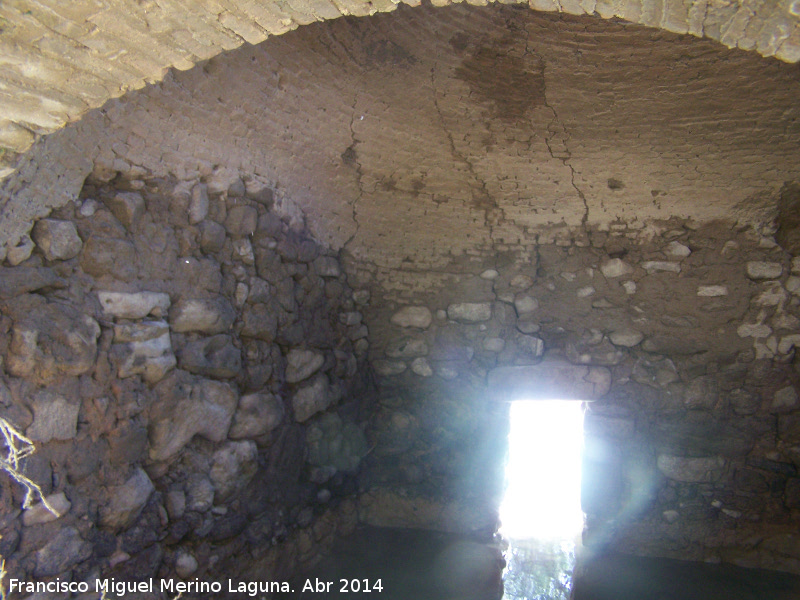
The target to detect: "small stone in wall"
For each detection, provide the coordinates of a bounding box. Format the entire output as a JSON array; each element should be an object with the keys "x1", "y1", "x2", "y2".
[
  {"x1": 6, "y1": 234, "x2": 34, "y2": 265},
  {"x1": 480, "y1": 269, "x2": 499, "y2": 280},
  {"x1": 737, "y1": 322, "x2": 772, "y2": 338},
  {"x1": 23, "y1": 492, "x2": 71, "y2": 526},
  {"x1": 600, "y1": 258, "x2": 633, "y2": 278},
  {"x1": 513, "y1": 294, "x2": 538, "y2": 315},
  {"x1": 755, "y1": 281, "x2": 789, "y2": 306},
  {"x1": 483, "y1": 337, "x2": 505, "y2": 352},
  {"x1": 353, "y1": 289, "x2": 370, "y2": 305},
  {"x1": 642, "y1": 261, "x2": 681, "y2": 273},
  {"x1": 778, "y1": 334, "x2": 800, "y2": 355},
  {"x1": 786, "y1": 276, "x2": 800, "y2": 294},
  {"x1": 233, "y1": 238, "x2": 255, "y2": 264},
  {"x1": 746, "y1": 261, "x2": 783, "y2": 280},
  {"x1": 105, "y1": 191, "x2": 145, "y2": 230},
  {"x1": 178, "y1": 334, "x2": 242, "y2": 379},
  {"x1": 576, "y1": 286, "x2": 595, "y2": 298},
  {"x1": 516, "y1": 335, "x2": 545, "y2": 360},
  {"x1": 114, "y1": 320, "x2": 176, "y2": 383},
  {"x1": 27, "y1": 390, "x2": 79, "y2": 442},
  {"x1": 286, "y1": 348, "x2": 325, "y2": 383},
  {"x1": 229, "y1": 392, "x2": 284, "y2": 439},
  {"x1": 390, "y1": 306, "x2": 432, "y2": 329},
  {"x1": 79, "y1": 198, "x2": 101, "y2": 216},
  {"x1": 510, "y1": 274, "x2": 533, "y2": 289},
  {"x1": 170, "y1": 297, "x2": 235, "y2": 334},
  {"x1": 185, "y1": 476, "x2": 215, "y2": 513},
  {"x1": 437, "y1": 364, "x2": 459, "y2": 380},
  {"x1": 199, "y1": 220, "x2": 227, "y2": 253},
  {"x1": 410, "y1": 357, "x2": 433, "y2": 377},
  {"x1": 623, "y1": 280, "x2": 636, "y2": 294},
  {"x1": 166, "y1": 490, "x2": 186, "y2": 520},
  {"x1": 373, "y1": 359, "x2": 407, "y2": 376},
  {"x1": 225, "y1": 205, "x2": 258, "y2": 237},
  {"x1": 210, "y1": 441, "x2": 258, "y2": 500},
  {"x1": 175, "y1": 551, "x2": 199, "y2": 578},
  {"x1": 662, "y1": 510, "x2": 680, "y2": 524},
  {"x1": 31, "y1": 219, "x2": 83, "y2": 261},
  {"x1": 189, "y1": 183, "x2": 209, "y2": 224},
  {"x1": 385, "y1": 337, "x2": 429, "y2": 359},
  {"x1": 100, "y1": 468, "x2": 155, "y2": 530},
  {"x1": 656, "y1": 455, "x2": 726, "y2": 482},
  {"x1": 665, "y1": 241, "x2": 691, "y2": 258},
  {"x1": 292, "y1": 373, "x2": 332, "y2": 422},
  {"x1": 314, "y1": 256, "x2": 341, "y2": 278},
  {"x1": 98, "y1": 291, "x2": 171, "y2": 319},
  {"x1": 697, "y1": 285, "x2": 728, "y2": 297},
  {"x1": 772, "y1": 386, "x2": 798, "y2": 411},
  {"x1": 33, "y1": 527, "x2": 92, "y2": 577},
  {"x1": 447, "y1": 302, "x2": 492, "y2": 322},
  {"x1": 609, "y1": 329, "x2": 644, "y2": 347}
]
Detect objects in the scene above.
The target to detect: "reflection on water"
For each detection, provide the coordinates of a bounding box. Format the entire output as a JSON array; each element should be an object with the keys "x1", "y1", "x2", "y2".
[{"x1": 502, "y1": 538, "x2": 578, "y2": 600}]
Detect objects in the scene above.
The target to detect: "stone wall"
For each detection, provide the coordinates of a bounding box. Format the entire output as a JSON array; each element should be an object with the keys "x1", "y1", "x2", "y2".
[
  {"x1": 0, "y1": 173, "x2": 373, "y2": 596},
  {"x1": 355, "y1": 218, "x2": 800, "y2": 573}
]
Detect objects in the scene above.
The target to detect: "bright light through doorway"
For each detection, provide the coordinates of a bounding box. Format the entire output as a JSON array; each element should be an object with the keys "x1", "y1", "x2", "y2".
[{"x1": 500, "y1": 400, "x2": 585, "y2": 540}]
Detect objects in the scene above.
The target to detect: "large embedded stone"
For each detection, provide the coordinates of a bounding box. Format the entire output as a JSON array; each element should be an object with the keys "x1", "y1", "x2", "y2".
[
  {"x1": 100, "y1": 468, "x2": 154, "y2": 530},
  {"x1": 170, "y1": 297, "x2": 235, "y2": 334},
  {"x1": 149, "y1": 378, "x2": 238, "y2": 461},
  {"x1": 225, "y1": 205, "x2": 258, "y2": 237},
  {"x1": 515, "y1": 334, "x2": 545, "y2": 361},
  {"x1": 487, "y1": 361, "x2": 611, "y2": 401},
  {"x1": 447, "y1": 302, "x2": 492, "y2": 322},
  {"x1": 292, "y1": 373, "x2": 331, "y2": 422},
  {"x1": 80, "y1": 236, "x2": 137, "y2": 280},
  {"x1": 209, "y1": 441, "x2": 258, "y2": 500},
  {"x1": 31, "y1": 219, "x2": 83, "y2": 261},
  {"x1": 746, "y1": 261, "x2": 783, "y2": 280},
  {"x1": 240, "y1": 303, "x2": 278, "y2": 341},
  {"x1": 229, "y1": 392, "x2": 285, "y2": 439},
  {"x1": 98, "y1": 291, "x2": 171, "y2": 319},
  {"x1": 656, "y1": 455, "x2": 726, "y2": 482},
  {"x1": 6, "y1": 300, "x2": 99, "y2": 383},
  {"x1": 199, "y1": 220, "x2": 227, "y2": 252},
  {"x1": 286, "y1": 348, "x2": 325, "y2": 383},
  {"x1": 0, "y1": 266, "x2": 63, "y2": 298},
  {"x1": 26, "y1": 390, "x2": 79, "y2": 442},
  {"x1": 609, "y1": 329, "x2": 644, "y2": 347},
  {"x1": 390, "y1": 306, "x2": 432, "y2": 329},
  {"x1": 33, "y1": 527, "x2": 92, "y2": 577},
  {"x1": 178, "y1": 334, "x2": 242, "y2": 378},
  {"x1": 600, "y1": 258, "x2": 633, "y2": 278},
  {"x1": 105, "y1": 191, "x2": 145, "y2": 230},
  {"x1": 113, "y1": 321, "x2": 176, "y2": 383}
]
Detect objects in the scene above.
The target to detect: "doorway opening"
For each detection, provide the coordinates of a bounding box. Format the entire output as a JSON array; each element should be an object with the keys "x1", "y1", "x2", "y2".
[{"x1": 500, "y1": 400, "x2": 585, "y2": 600}]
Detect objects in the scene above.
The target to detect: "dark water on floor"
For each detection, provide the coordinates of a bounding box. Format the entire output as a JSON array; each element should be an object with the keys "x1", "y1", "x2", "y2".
[{"x1": 276, "y1": 526, "x2": 800, "y2": 600}]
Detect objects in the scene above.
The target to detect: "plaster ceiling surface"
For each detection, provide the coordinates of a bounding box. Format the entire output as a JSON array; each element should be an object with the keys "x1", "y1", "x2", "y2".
[{"x1": 1, "y1": 5, "x2": 799, "y2": 268}]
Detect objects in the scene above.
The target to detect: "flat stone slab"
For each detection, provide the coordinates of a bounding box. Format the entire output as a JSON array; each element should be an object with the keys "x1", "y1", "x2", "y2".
[{"x1": 486, "y1": 361, "x2": 611, "y2": 401}]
